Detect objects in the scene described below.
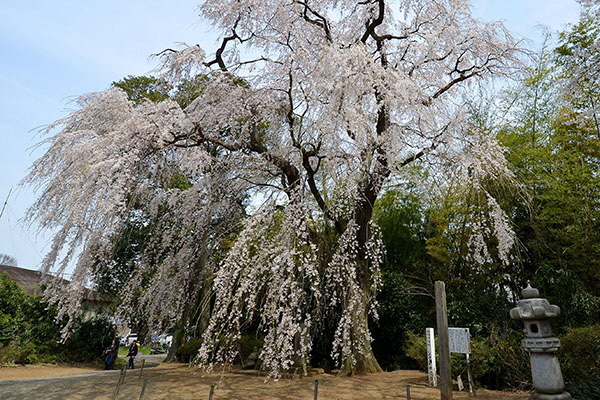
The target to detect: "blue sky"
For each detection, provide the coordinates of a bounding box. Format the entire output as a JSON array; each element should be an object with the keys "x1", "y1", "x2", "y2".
[{"x1": 0, "y1": 0, "x2": 580, "y2": 270}]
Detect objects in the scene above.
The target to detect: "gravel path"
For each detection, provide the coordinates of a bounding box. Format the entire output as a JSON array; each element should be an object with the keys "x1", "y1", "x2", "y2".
[
  {"x1": 0, "y1": 357, "x2": 529, "y2": 400},
  {"x1": 0, "y1": 355, "x2": 166, "y2": 400}
]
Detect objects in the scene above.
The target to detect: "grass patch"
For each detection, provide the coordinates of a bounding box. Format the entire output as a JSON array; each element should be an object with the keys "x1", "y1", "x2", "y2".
[{"x1": 118, "y1": 345, "x2": 151, "y2": 356}]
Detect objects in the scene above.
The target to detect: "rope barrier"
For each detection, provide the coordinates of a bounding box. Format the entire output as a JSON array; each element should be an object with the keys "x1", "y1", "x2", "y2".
[
  {"x1": 319, "y1": 380, "x2": 414, "y2": 391},
  {"x1": 215, "y1": 381, "x2": 310, "y2": 391},
  {"x1": 112, "y1": 371, "x2": 420, "y2": 399},
  {"x1": 145, "y1": 379, "x2": 198, "y2": 398}
]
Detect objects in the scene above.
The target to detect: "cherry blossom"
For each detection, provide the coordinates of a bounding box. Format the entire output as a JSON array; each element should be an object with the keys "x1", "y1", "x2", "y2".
[{"x1": 24, "y1": 0, "x2": 518, "y2": 376}]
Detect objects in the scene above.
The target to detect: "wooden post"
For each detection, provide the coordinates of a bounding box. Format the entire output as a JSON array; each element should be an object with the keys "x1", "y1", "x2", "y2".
[
  {"x1": 112, "y1": 370, "x2": 124, "y2": 400},
  {"x1": 208, "y1": 385, "x2": 215, "y2": 400},
  {"x1": 139, "y1": 359, "x2": 145, "y2": 378},
  {"x1": 435, "y1": 281, "x2": 452, "y2": 400},
  {"x1": 138, "y1": 379, "x2": 148, "y2": 400},
  {"x1": 406, "y1": 384, "x2": 411, "y2": 400},
  {"x1": 313, "y1": 379, "x2": 319, "y2": 400}
]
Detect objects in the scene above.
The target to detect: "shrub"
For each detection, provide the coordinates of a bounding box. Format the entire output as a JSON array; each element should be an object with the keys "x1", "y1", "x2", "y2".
[
  {"x1": 64, "y1": 317, "x2": 116, "y2": 362},
  {"x1": 404, "y1": 328, "x2": 529, "y2": 390},
  {"x1": 560, "y1": 325, "x2": 600, "y2": 385},
  {"x1": 177, "y1": 339, "x2": 203, "y2": 363},
  {"x1": 0, "y1": 342, "x2": 32, "y2": 364},
  {"x1": 0, "y1": 272, "x2": 117, "y2": 365},
  {"x1": 404, "y1": 331, "x2": 428, "y2": 370},
  {"x1": 566, "y1": 380, "x2": 600, "y2": 400}
]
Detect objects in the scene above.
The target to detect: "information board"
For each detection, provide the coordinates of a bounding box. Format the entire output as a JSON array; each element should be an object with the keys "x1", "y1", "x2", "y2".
[{"x1": 448, "y1": 327, "x2": 470, "y2": 354}]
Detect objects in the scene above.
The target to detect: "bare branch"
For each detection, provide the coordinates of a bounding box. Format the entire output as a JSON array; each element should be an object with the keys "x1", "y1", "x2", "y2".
[
  {"x1": 204, "y1": 17, "x2": 255, "y2": 72},
  {"x1": 296, "y1": 1, "x2": 332, "y2": 42},
  {"x1": 360, "y1": 0, "x2": 385, "y2": 44}
]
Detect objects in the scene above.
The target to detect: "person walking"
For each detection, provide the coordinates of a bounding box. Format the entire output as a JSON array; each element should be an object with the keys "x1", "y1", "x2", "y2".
[
  {"x1": 127, "y1": 339, "x2": 139, "y2": 369},
  {"x1": 104, "y1": 339, "x2": 119, "y2": 370}
]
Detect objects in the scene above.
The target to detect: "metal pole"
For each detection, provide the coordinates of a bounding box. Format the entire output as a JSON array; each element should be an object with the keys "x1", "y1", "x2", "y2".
[
  {"x1": 138, "y1": 379, "x2": 148, "y2": 400},
  {"x1": 406, "y1": 384, "x2": 411, "y2": 400},
  {"x1": 466, "y1": 354, "x2": 475, "y2": 394},
  {"x1": 208, "y1": 385, "x2": 215, "y2": 400},
  {"x1": 314, "y1": 379, "x2": 319, "y2": 400},
  {"x1": 435, "y1": 281, "x2": 453, "y2": 400}
]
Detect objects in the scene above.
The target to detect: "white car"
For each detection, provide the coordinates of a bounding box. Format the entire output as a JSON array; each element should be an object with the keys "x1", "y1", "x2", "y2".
[
  {"x1": 120, "y1": 333, "x2": 138, "y2": 346},
  {"x1": 150, "y1": 333, "x2": 173, "y2": 347},
  {"x1": 161, "y1": 335, "x2": 173, "y2": 347}
]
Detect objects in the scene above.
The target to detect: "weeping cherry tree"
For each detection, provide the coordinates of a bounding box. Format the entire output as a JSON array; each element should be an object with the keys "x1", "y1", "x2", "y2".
[{"x1": 25, "y1": 0, "x2": 519, "y2": 377}]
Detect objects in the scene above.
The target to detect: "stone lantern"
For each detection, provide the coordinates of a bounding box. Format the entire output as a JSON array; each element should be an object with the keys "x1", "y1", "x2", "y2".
[{"x1": 510, "y1": 284, "x2": 571, "y2": 400}]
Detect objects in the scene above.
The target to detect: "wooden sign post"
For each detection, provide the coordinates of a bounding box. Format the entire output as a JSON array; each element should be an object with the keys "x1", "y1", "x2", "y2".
[{"x1": 435, "y1": 281, "x2": 452, "y2": 400}]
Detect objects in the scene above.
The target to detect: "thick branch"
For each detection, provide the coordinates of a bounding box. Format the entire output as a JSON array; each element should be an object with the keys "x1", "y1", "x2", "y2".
[
  {"x1": 204, "y1": 18, "x2": 254, "y2": 72},
  {"x1": 427, "y1": 71, "x2": 479, "y2": 104},
  {"x1": 246, "y1": 124, "x2": 301, "y2": 189},
  {"x1": 296, "y1": 1, "x2": 332, "y2": 42},
  {"x1": 183, "y1": 124, "x2": 242, "y2": 151},
  {"x1": 302, "y1": 146, "x2": 343, "y2": 233},
  {"x1": 360, "y1": 0, "x2": 385, "y2": 44}
]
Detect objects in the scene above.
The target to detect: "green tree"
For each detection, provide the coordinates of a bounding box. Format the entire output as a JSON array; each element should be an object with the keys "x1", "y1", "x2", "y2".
[
  {"x1": 112, "y1": 75, "x2": 169, "y2": 104},
  {"x1": 0, "y1": 273, "x2": 29, "y2": 345},
  {"x1": 371, "y1": 189, "x2": 431, "y2": 370},
  {"x1": 370, "y1": 177, "x2": 520, "y2": 371},
  {"x1": 499, "y1": 28, "x2": 600, "y2": 328},
  {"x1": 0, "y1": 273, "x2": 115, "y2": 364}
]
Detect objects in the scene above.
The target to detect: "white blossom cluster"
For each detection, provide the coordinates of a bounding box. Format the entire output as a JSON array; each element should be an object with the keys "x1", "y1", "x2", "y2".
[
  {"x1": 466, "y1": 193, "x2": 515, "y2": 266},
  {"x1": 197, "y1": 194, "x2": 321, "y2": 380},
  {"x1": 23, "y1": 88, "x2": 246, "y2": 338},
  {"x1": 455, "y1": 126, "x2": 516, "y2": 265},
  {"x1": 25, "y1": 0, "x2": 518, "y2": 374}
]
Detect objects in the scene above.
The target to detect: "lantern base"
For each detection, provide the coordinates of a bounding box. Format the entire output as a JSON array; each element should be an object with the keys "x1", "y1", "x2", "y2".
[{"x1": 530, "y1": 391, "x2": 571, "y2": 400}]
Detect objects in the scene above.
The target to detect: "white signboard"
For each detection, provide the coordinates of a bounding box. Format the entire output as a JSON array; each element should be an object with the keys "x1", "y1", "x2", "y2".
[
  {"x1": 448, "y1": 327, "x2": 470, "y2": 354},
  {"x1": 425, "y1": 327, "x2": 437, "y2": 387}
]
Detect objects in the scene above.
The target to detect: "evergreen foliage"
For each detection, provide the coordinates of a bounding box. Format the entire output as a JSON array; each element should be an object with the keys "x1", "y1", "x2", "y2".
[{"x1": 0, "y1": 273, "x2": 115, "y2": 364}]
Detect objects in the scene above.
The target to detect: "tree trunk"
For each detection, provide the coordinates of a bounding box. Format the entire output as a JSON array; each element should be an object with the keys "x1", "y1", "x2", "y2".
[
  {"x1": 342, "y1": 188, "x2": 382, "y2": 374},
  {"x1": 164, "y1": 324, "x2": 184, "y2": 362},
  {"x1": 165, "y1": 238, "x2": 211, "y2": 362},
  {"x1": 339, "y1": 291, "x2": 383, "y2": 375},
  {"x1": 337, "y1": 251, "x2": 383, "y2": 374}
]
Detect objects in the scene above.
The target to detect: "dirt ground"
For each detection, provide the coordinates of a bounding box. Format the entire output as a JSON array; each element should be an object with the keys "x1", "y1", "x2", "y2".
[
  {"x1": 0, "y1": 360, "x2": 529, "y2": 400},
  {"x1": 0, "y1": 363, "x2": 98, "y2": 381}
]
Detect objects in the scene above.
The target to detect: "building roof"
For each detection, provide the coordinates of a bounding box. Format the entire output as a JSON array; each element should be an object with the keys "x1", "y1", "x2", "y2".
[{"x1": 0, "y1": 264, "x2": 111, "y2": 303}]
